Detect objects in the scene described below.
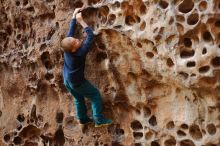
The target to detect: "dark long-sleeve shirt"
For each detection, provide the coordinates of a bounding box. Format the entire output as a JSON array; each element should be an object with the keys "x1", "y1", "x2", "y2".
[{"x1": 63, "y1": 18, "x2": 94, "y2": 87}]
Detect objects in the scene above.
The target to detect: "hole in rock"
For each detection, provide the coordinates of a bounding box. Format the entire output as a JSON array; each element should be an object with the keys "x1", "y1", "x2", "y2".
[
  {"x1": 125, "y1": 15, "x2": 136, "y2": 26},
  {"x1": 208, "y1": 18, "x2": 217, "y2": 24},
  {"x1": 149, "y1": 115, "x2": 157, "y2": 126},
  {"x1": 153, "y1": 45, "x2": 158, "y2": 52},
  {"x1": 136, "y1": 16, "x2": 141, "y2": 23},
  {"x1": 133, "y1": 132, "x2": 143, "y2": 139},
  {"x1": 0, "y1": 110, "x2": 2, "y2": 117},
  {"x1": 47, "y1": 28, "x2": 55, "y2": 40},
  {"x1": 137, "y1": 42, "x2": 142, "y2": 48},
  {"x1": 180, "y1": 139, "x2": 195, "y2": 146},
  {"x1": 13, "y1": 136, "x2": 22, "y2": 145},
  {"x1": 203, "y1": 31, "x2": 212, "y2": 41},
  {"x1": 205, "y1": 144, "x2": 217, "y2": 146},
  {"x1": 17, "y1": 125, "x2": 22, "y2": 131},
  {"x1": 130, "y1": 120, "x2": 143, "y2": 130},
  {"x1": 112, "y1": 1, "x2": 120, "y2": 9},
  {"x1": 186, "y1": 61, "x2": 196, "y2": 67},
  {"x1": 0, "y1": 46, "x2": 3, "y2": 54},
  {"x1": 159, "y1": 0, "x2": 169, "y2": 9},
  {"x1": 164, "y1": 137, "x2": 176, "y2": 146},
  {"x1": 199, "y1": 1, "x2": 207, "y2": 11},
  {"x1": 199, "y1": 66, "x2": 210, "y2": 73},
  {"x1": 88, "y1": 0, "x2": 101, "y2": 5},
  {"x1": 96, "y1": 36, "x2": 106, "y2": 50},
  {"x1": 187, "y1": 13, "x2": 199, "y2": 25},
  {"x1": 159, "y1": 27, "x2": 165, "y2": 34},
  {"x1": 155, "y1": 35, "x2": 161, "y2": 41},
  {"x1": 215, "y1": 20, "x2": 220, "y2": 27},
  {"x1": 23, "y1": 0, "x2": 28, "y2": 6},
  {"x1": 176, "y1": 23, "x2": 184, "y2": 33},
  {"x1": 140, "y1": 21, "x2": 146, "y2": 31},
  {"x1": 16, "y1": 34, "x2": 21, "y2": 40},
  {"x1": 114, "y1": 25, "x2": 122, "y2": 29},
  {"x1": 146, "y1": 52, "x2": 154, "y2": 58},
  {"x1": 169, "y1": 17, "x2": 174, "y2": 24},
  {"x1": 133, "y1": 143, "x2": 141, "y2": 146},
  {"x1": 107, "y1": 14, "x2": 116, "y2": 25},
  {"x1": 96, "y1": 52, "x2": 107, "y2": 62},
  {"x1": 179, "y1": 72, "x2": 189, "y2": 79},
  {"x1": 40, "y1": 43, "x2": 47, "y2": 51},
  {"x1": 16, "y1": 1, "x2": 20, "y2": 6},
  {"x1": 206, "y1": 123, "x2": 216, "y2": 135},
  {"x1": 145, "y1": 131, "x2": 153, "y2": 140},
  {"x1": 176, "y1": 15, "x2": 185, "y2": 22},
  {"x1": 181, "y1": 124, "x2": 189, "y2": 129},
  {"x1": 202, "y1": 48, "x2": 207, "y2": 54},
  {"x1": 140, "y1": 4, "x2": 146, "y2": 14},
  {"x1": 190, "y1": 74, "x2": 196, "y2": 78},
  {"x1": 153, "y1": 27, "x2": 159, "y2": 33},
  {"x1": 116, "y1": 128, "x2": 124, "y2": 136},
  {"x1": 183, "y1": 38, "x2": 192, "y2": 47},
  {"x1": 46, "y1": 0, "x2": 54, "y2": 2},
  {"x1": 178, "y1": 0, "x2": 194, "y2": 13},
  {"x1": 6, "y1": 25, "x2": 12, "y2": 35},
  {"x1": 74, "y1": 1, "x2": 83, "y2": 7},
  {"x1": 17, "y1": 114, "x2": 25, "y2": 122},
  {"x1": 166, "y1": 121, "x2": 175, "y2": 129},
  {"x1": 111, "y1": 142, "x2": 124, "y2": 146},
  {"x1": 40, "y1": 51, "x2": 53, "y2": 70},
  {"x1": 13, "y1": 132, "x2": 17, "y2": 136},
  {"x1": 151, "y1": 141, "x2": 160, "y2": 146},
  {"x1": 143, "y1": 106, "x2": 151, "y2": 117},
  {"x1": 45, "y1": 72, "x2": 54, "y2": 80},
  {"x1": 26, "y1": 6, "x2": 35, "y2": 12},
  {"x1": 180, "y1": 50, "x2": 195, "y2": 58},
  {"x1": 99, "y1": 6, "x2": 109, "y2": 17},
  {"x1": 1, "y1": 13, "x2": 8, "y2": 23},
  {"x1": 177, "y1": 130, "x2": 186, "y2": 137},
  {"x1": 37, "y1": 38, "x2": 41, "y2": 43},
  {"x1": 30, "y1": 104, "x2": 37, "y2": 123},
  {"x1": 135, "y1": 108, "x2": 141, "y2": 115},
  {"x1": 4, "y1": 134, "x2": 10, "y2": 142},
  {"x1": 189, "y1": 124, "x2": 203, "y2": 140},
  {"x1": 23, "y1": 40, "x2": 29, "y2": 49},
  {"x1": 211, "y1": 56, "x2": 220, "y2": 67},
  {"x1": 56, "y1": 22, "x2": 59, "y2": 29},
  {"x1": 54, "y1": 126, "x2": 65, "y2": 146},
  {"x1": 56, "y1": 112, "x2": 64, "y2": 123},
  {"x1": 167, "y1": 58, "x2": 174, "y2": 67},
  {"x1": 43, "y1": 123, "x2": 49, "y2": 130}
]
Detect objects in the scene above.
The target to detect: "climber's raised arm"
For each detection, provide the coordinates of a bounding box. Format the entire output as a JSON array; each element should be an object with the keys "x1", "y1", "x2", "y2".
[
  {"x1": 74, "y1": 12, "x2": 94, "y2": 56},
  {"x1": 67, "y1": 7, "x2": 83, "y2": 37}
]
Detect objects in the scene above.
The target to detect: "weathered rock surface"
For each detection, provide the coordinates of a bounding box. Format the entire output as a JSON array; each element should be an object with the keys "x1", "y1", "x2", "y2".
[{"x1": 0, "y1": 0, "x2": 220, "y2": 146}]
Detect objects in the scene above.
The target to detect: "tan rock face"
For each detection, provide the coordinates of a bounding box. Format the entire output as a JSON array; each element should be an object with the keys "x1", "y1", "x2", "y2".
[{"x1": 0, "y1": 0, "x2": 220, "y2": 146}]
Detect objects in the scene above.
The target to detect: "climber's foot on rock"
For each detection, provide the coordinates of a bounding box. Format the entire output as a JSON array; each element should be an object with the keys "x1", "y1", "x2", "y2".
[{"x1": 95, "y1": 118, "x2": 113, "y2": 128}]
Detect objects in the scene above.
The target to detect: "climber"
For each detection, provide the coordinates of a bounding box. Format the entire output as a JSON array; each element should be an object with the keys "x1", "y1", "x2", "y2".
[{"x1": 61, "y1": 7, "x2": 113, "y2": 128}]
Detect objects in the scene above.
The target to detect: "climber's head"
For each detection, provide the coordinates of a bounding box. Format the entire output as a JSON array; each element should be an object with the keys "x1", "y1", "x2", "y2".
[{"x1": 61, "y1": 37, "x2": 82, "y2": 52}]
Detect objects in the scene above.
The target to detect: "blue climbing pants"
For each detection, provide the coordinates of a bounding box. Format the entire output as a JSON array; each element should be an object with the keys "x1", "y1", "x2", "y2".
[{"x1": 64, "y1": 79, "x2": 103, "y2": 121}]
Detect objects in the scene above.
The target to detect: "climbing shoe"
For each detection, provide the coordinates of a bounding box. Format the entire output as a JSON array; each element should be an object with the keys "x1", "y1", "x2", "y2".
[
  {"x1": 79, "y1": 117, "x2": 93, "y2": 125},
  {"x1": 95, "y1": 118, "x2": 113, "y2": 128}
]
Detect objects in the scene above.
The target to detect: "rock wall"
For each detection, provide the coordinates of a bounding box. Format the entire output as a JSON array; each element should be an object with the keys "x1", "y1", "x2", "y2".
[{"x1": 0, "y1": 0, "x2": 220, "y2": 146}]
